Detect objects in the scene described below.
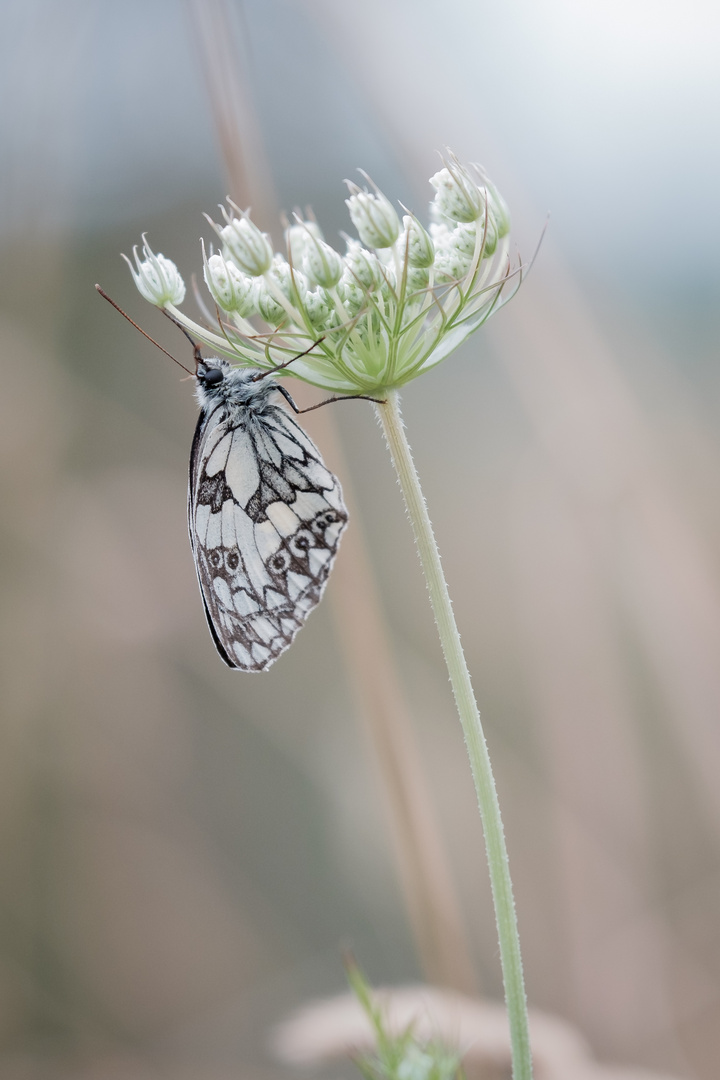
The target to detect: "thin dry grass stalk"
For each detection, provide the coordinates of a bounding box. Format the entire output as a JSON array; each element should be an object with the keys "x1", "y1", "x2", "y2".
[{"x1": 190, "y1": 0, "x2": 476, "y2": 993}]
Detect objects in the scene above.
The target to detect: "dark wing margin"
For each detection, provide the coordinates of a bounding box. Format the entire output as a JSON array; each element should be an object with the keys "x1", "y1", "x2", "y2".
[{"x1": 188, "y1": 404, "x2": 238, "y2": 667}]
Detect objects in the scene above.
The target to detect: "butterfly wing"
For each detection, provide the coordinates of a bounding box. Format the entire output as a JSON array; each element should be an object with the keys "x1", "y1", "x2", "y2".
[{"x1": 189, "y1": 401, "x2": 348, "y2": 671}]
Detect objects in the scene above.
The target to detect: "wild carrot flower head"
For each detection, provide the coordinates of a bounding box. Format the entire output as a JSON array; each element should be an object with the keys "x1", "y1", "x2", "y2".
[{"x1": 126, "y1": 152, "x2": 525, "y2": 395}]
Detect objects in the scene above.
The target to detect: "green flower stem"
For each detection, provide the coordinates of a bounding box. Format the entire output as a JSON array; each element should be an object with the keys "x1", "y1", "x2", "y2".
[{"x1": 376, "y1": 389, "x2": 533, "y2": 1080}]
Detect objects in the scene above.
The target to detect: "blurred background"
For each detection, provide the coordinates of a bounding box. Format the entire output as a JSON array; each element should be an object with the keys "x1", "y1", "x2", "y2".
[{"x1": 2, "y1": 1, "x2": 720, "y2": 1077}]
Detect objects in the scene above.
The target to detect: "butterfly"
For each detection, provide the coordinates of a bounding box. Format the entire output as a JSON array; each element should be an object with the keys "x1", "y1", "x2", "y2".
[
  {"x1": 189, "y1": 358, "x2": 349, "y2": 671},
  {"x1": 94, "y1": 285, "x2": 369, "y2": 671}
]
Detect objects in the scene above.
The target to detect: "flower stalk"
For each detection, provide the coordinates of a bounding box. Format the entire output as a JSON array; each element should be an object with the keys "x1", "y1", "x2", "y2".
[{"x1": 376, "y1": 391, "x2": 533, "y2": 1080}]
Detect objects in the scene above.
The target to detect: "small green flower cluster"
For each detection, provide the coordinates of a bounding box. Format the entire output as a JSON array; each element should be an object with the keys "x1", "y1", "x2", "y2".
[
  {"x1": 347, "y1": 963, "x2": 462, "y2": 1080},
  {"x1": 125, "y1": 152, "x2": 520, "y2": 395}
]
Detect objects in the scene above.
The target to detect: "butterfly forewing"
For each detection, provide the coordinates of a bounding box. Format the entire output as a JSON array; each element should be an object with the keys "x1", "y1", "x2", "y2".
[{"x1": 189, "y1": 365, "x2": 348, "y2": 671}]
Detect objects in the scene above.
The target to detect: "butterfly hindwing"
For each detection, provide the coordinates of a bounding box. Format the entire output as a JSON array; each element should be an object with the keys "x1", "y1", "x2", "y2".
[{"x1": 189, "y1": 366, "x2": 348, "y2": 671}]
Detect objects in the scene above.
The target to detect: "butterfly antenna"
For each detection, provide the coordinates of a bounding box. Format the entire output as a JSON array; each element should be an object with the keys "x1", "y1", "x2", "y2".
[
  {"x1": 159, "y1": 307, "x2": 208, "y2": 368},
  {"x1": 95, "y1": 286, "x2": 195, "y2": 375}
]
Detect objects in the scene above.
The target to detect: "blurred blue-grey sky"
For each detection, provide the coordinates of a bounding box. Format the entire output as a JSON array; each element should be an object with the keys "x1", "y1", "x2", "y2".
[{"x1": 4, "y1": 0, "x2": 719, "y2": 291}]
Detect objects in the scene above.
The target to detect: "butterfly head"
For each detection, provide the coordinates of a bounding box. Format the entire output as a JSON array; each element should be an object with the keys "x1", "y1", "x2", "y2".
[
  {"x1": 194, "y1": 357, "x2": 276, "y2": 411},
  {"x1": 196, "y1": 358, "x2": 226, "y2": 388}
]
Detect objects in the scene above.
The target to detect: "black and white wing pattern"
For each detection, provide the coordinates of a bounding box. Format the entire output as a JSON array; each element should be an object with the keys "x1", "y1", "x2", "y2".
[{"x1": 189, "y1": 360, "x2": 348, "y2": 671}]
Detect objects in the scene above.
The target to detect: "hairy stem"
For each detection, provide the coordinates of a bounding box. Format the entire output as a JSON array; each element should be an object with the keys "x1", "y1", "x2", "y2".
[{"x1": 375, "y1": 389, "x2": 533, "y2": 1080}]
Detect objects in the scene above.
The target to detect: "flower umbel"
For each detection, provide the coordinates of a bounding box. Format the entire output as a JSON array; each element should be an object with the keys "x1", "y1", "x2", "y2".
[{"x1": 125, "y1": 152, "x2": 523, "y2": 395}]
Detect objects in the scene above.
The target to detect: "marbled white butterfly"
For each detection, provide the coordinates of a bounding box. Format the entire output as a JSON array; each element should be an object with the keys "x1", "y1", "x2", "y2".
[
  {"x1": 190, "y1": 358, "x2": 348, "y2": 671},
  {"x1": 95, "y1": 286, "x2": 362, "y2": 673}
]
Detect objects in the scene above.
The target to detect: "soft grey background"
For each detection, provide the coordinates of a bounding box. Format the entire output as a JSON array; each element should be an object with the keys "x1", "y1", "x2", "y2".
[{"x1": 1, "y1": 1, "x2": 719, "y2": 1077}]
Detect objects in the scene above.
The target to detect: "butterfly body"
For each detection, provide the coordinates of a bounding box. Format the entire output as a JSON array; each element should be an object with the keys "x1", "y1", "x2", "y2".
[{"x1": 189, "y1": 359, "x2": 348, "y2": 671}]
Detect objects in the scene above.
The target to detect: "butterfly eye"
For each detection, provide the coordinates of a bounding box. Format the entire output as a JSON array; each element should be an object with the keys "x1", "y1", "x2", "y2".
[
  {"x1": 226, "y1": 551, "x2": 240, "y2": 571},
  {"x1": 200, "y1": 366, "x2": 224, "y2": 386},
  {"x1": 209, "y1": 549, "x2": 222, "y2": 568},
  {"x1": 289, "y1": 529, "x2": 315, "y2": 557}
]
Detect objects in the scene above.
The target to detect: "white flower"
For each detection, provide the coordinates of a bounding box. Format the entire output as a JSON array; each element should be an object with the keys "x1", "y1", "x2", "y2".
[
  {"x1": 301, "y1": 232, "x2": 343, "y2": 289},
  {"x1": 484, "y1": 175, "x2": 511, "y2": 238},
  {"x1": 345, "y1": 181, "x2": 400, "y2": 249},
  {"x1": 123, "y1": 236, "x2": 185, "y2": 306},
  {"x1": 344, "y1": 240, "x2": 383, "y2": 289},
  {"x1": 450, "y1": 222, "x2": 477, "y2": 257},
  {"x1": 430, "y1": 156, "x2": 488, "y2": 224},
  {"x1": 406, "y1": 265, "x2": 430, "y2": 292},
  {"x1": 255, "y1": 255, "x2": 302, "y2": 326},
  {"x1": 270, "y1": 253, "x2": 302, "y2": 299},
  {"x1": 286, "y1": 219, "x2": 324, "y2": 266},
  {"x1": 400, "y1": 214, "x2": 435, "y2": 268},
  {"x1": 203, "y1": 248, "x2": 257, "y2": 316},
  {"x1": 430, "y1": 216, "x2": 499, "y2": 276},
  {"x1": 207, "y1": 202, "x2": 273, "y2": 276},
  {"x1": 255, "y1": 280, "x2": 286, "y2": 325},
  {"x1": 433, "y1": 246, "x2": 472, "y2": 283},
  {"x1": 337, "y1": 273, "x2": 366, "y2": 317},
  {"x1": 303, "y1": 287, "x2": 332, "y2": 330}
]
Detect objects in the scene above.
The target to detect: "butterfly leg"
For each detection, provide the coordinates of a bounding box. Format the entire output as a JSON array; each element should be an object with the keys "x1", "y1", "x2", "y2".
[{"x1": 274, "y1": 385, "x2": 386, "y2": 413}]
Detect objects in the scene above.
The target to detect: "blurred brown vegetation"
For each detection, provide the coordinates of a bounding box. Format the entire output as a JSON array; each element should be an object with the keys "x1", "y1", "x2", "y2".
[{"x1": 1, "y1": 2, "x2": 719, "y2": 1078}]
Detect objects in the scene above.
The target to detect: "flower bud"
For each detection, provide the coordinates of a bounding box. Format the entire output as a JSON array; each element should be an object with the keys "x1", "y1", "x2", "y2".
[
  {"x1": 203, "y1": 249, "x2": 257, "y2": 316},
  {"x1": 343, "y1": 240, "x2": 382, "y2": 289},
  {"x1": 256, "y1": 280, "x2": 286, "y2": 326},
  {"x1": 432, "y1": 218, "x2": 498, "y2": 269},
  {"x1": 430, "y1": 163, "x2": 486, "y2": 224},
  {"x1": 378, "y1": 264, "x2": 396, "y2": 297},
  {"x1": 487, "y1": 179, "x2": 511, "y2": 238},
  {"x1": 401, "y1": 214, "x2": 435, "y2": 268},
  {"x1": 286, "y1": 219, "x2": 324, "y2": 266},
  {"x1": 290, "y1": 267, "x2": 330, "y2": 328},
  {"x1": 345, "y1": 183, "x2": 400, "y2": 248},
  {"x1": 406, "y1": 265, "x2": 430, "y2": 292},
  {"x1": 480, "y1": 213, "x2": 498, "y2": 256},
  {"x1": 212, "y1": 207, "x2": 273, "y2": 276},
  {"x1": 123, "y1": 237, "x2": 185, "y2": 306},
  {"x1": 255, "y1": 255, "x2": 298, "y2": 326},
  {"x1": 270, "y1": 254, "x2": 301, "y2": 300},
  {"x1": 301, "y1": 234, "x2": 343, "y2": 289},
  {"x1": 458, "y1": 212, "x2": 499, "y2": 259},
  {"x1": 337, "y1": 273, "x2": 366, "y2": 317},
  {"x1": 432, "y1": 226, "x2": 472, "y2": 282},
  {"x1": 451, "y1": 222, "x2": 476, "y2": 257},
  {"x1": 303, "y1": 287, "x2": 332, "y2": 330}
]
